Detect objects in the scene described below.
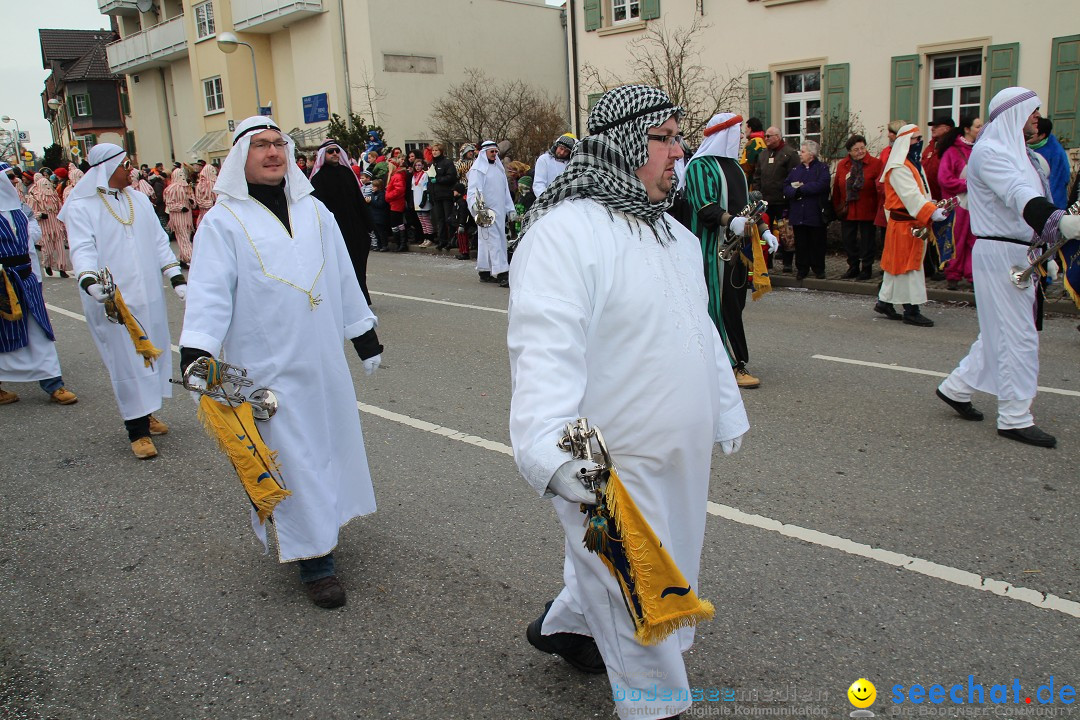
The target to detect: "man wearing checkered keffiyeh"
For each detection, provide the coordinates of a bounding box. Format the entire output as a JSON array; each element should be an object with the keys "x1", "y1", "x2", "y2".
[{"x1": 508, "y1": 85, "x2": 749, "y2": 720}]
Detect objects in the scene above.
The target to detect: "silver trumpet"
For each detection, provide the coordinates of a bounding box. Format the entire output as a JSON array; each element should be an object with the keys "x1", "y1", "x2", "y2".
[
  {"x1": 910, "y1": 196, "x2": 959, "y2": 240},
  {"x1": 96, "y1": 267, "x2": 122, "y2": 324},
  {"x1": 557, "y1": 418, "x2": 614, "y2": 495},
  {"x1": 171, "y1": 357, "x2": 279, "y2": 421},
  {"x1": 719, "y1": 191, "x2": 768, "y2": 262},
  {"x1": 471, "y1": 190, "x2": 496, "y2": 228},
  {"x1": 1010, "y1": 199, "x2": 1080, "y2": 289}
]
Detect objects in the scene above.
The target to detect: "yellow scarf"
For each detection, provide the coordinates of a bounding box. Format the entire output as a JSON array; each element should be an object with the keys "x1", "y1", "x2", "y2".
[
  {"x1": 0, "y1": 270, "x2": 22, "y2": 322},
  {"x1": 197, "y1": 395, "x2": 290, "y2": 524},
  {"x1": 583, "y1": 467, "x2": 715, "y2": 646},
  {"x1": 106, "y1": 287, "x2": 162, "y2": 367}
]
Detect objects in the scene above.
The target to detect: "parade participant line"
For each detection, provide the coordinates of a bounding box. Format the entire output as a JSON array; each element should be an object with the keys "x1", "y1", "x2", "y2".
[
  {"x1": 369, "y1": 291, "x2": 508, "y2": 314},
  {"x1": 46, "y1": 302, "x2": 1080, "y2": 620},
  {"x1": 812, "y1": 354, "x2": 1080, "y2": 398}
]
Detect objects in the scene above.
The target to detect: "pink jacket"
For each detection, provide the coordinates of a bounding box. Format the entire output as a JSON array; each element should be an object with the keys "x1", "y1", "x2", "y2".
[{"x1": 936, "y1": 137, "x2": 973, "y2": 199}]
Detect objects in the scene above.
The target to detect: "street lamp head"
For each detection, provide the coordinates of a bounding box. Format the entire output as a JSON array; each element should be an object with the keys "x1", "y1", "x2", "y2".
[
  {"x1": 217, "y1": 31, "x2": 240, "y2": 53},
  {"x1": 47, "y1": 99, "x2": 61, "y2": 111},
  {"x1": 1, "y1": 116, "x2": 11, "y2": 124}
]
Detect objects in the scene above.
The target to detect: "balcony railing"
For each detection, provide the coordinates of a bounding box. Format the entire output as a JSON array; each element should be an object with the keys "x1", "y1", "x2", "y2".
[
  {"x1": 97, "y1": 0, "x2": 140, "y2": 15},
  {"x1": 106, "y1": 14, "x2": 188, "y2": 75},
  {"x1": 232, "y1": 0, "x2": 324, "y2": 34}
]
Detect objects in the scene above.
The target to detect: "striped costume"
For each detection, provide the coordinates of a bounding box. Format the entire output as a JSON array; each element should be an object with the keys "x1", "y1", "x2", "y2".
[
  {"x1": 28, "y1": 177, "x2": 70, "y2": 272},
  {"x1": 164, "y1": 169, "x2": 195, "y2": 262}
]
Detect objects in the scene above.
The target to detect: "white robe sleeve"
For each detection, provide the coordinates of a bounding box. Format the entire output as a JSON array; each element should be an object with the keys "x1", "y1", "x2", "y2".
[
  {"x1": 465, "y1": 165, "x2": 479, "y2": 216},
  {"x1": 710, "y1": 320, "x2": 749, "y2": 443},
  {"x1": 64, "y1": 202, "x2": 101, "y2": 282},
  {"x1": 322, "y1": 203, "x2": 376, "y2": 340},
  {"x1": 178, "y1": 215, "x2": 237, "y2": 357},
  {"x1": 889, "y1": 166, "x2": 933, "y2": 218},
  {"x1": 532, "y1": 154, "x2": 551, "y2": 197},
  {"x1": 974, "y1": 145, "x2": 1044, "y2": 219},
  {"x1": 135, "y1": 192, "x2": 181, "y2": 279}
]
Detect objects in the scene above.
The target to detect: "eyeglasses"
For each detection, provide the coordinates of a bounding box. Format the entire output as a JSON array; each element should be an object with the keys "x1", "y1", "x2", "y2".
[
  {"x1": 122, "y1": 160, "x2": 132, "y2": 168},
  {"x1": 250, "y1": 140, "x2": 288, "y2": 151},
  {"x1": 646, "y1": 133, "x2": 683, "y2": 148},
  {"x1": 325, "y1": 148, "x2": 340, "y2": 154}
]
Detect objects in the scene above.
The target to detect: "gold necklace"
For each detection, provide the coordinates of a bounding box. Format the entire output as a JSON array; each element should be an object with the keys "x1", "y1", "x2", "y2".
[
  {"x1": 219, "y1": 198, "x2": 326, "y2": 310},
  {"x1": 97, "y1": 188, "x2": 135, "y2": 226}
]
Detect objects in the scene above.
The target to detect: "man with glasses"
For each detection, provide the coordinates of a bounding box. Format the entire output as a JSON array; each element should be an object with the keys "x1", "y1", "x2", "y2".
[
  {"x1": 509, "y1": 85, "x2": 748, "y2": 720},
  {"x1": 179, "y1": 117, "x2": 382, "y2": 608},
  {"x1": 755, "y1": 126, "x2": 799, "y2": 271}
]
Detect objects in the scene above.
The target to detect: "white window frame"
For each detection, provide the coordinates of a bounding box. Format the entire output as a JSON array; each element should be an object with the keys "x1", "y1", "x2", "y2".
[
  {"x1": 194, "y1": 1, "x2": 216, "y2": 40},
  {"x1": 73, "y1": 95, "x2": 90, "y2": 117},
  {"x1": 780, "y1": 70, "x2": 822, "y2": 149},
  {"x1": 203, "y1": 76, "x2": 224, "y2": 115},
  {"x1": 929, "y1": 51, "x2": 982, "y2": 123},
  {"x1": 611, "y1": 0, "x2": 641, "y2": 24}
]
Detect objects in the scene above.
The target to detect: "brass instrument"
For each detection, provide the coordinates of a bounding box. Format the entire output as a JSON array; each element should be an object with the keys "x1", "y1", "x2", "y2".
[
  {"x1": 719, "y1": 191, "x2": 768, "y2": 262},
  {"x1": 556, "y1": 418, "x2": 614, "y2": 497},
  {"x1": 471, "y1": 190, "x2": 496, "y2": 228},
  {"x1": 171, "y1": 357, "x2": 279, "y2": 421},
  {"x1": 910, "y1": 196, "x2": 959, "y2": 240},
  {"x1": 1010, "y1": 199, "x2": 1080, "y2": 289},
  {"x1": 96, "y1": 267, "x2": 122, "y2": 324}
]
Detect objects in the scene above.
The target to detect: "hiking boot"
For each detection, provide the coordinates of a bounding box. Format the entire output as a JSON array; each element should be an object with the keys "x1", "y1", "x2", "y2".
[
  {"x1": 734, "y1": 365, "x2": 760, "y2": 389},
  {"x1": 49, "y1": 387, "x2": 78, "y2": 405},
  {"x1": 526, "y1": 601, "x2": 605, "y2": 674},
  {"x1": 131, "y1": 437, "x2": 158, "y2": 459},
  {"x1": 148, "y1": 415, "x2": 169, "y2": 435},
  {"x1": 304, "y1": 575, "x2": 346, "y2": 609},
  {"x1": 0, "y1": 388, "x2": 19, "y2": 405}
]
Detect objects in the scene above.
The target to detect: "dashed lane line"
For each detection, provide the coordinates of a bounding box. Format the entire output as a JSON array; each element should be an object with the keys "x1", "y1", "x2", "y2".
[{"x1": 46, "y1": 302, "x2": 1080, "y2": 619}]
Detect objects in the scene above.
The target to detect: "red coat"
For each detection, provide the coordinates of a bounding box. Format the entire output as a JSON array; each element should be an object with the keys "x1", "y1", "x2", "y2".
[
  {"x1": 832, "y1": 154, "x2": 882, "y2": 222},
  {"x1": 385, "y1": 168, "x2": 407, "y2": 212},
  {"x1": 921, "y1": 143, "x2": 942, "y2": 200},
  {"x1": 874, "y1": 146, "x2": 892, "y2": 228}
]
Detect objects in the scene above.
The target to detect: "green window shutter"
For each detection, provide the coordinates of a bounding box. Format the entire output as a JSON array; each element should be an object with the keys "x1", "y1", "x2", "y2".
[
  {"x1": 747, "y1": 71, "x2": 771, "y2": 127},
  {"x1": 1049, "y1": 34, "x2": 1080, "y2": 149},
  {"x1": 984, "y1": 43, "x2": 1019, "y2": 116},
  {"x1": 120, "y1": 91, "x2": 131, "y2": 116},
  {"x1": 583, "y1": 0, "x2": 601, "y2": 31},
  {"x1": 889, "y1": 54, "x2": 920, "y2": 126},
  {"x1": 822, "y1": 63, "x2": 850, "y2": 158},
  {"x1": 587, "y1": 92, "x2": 603, "y2": 112},
  {"x1": 84, "y1": 94, "x2": 93, "y2": 116},
  {"x1": 125, "y1": 131, "x2": 136, "y2": 154},
  {"x1": 66, "y1": 95, "x2": 75, "y2": 118},
  {"x1": 641, "y1": 0, "x2": 660, "y2": 20}
]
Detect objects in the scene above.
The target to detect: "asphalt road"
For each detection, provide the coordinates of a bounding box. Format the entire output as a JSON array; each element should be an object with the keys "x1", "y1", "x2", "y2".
[{"x1": 2, "y1": 251, "x2": 1077, "y2": 720}]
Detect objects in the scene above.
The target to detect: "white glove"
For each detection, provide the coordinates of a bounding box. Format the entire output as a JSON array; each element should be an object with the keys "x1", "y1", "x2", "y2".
[
  {"x1": 1047, "y1": 259, "x2": 1060, "y2": 281},
  {"x1": 362, "y1": 353, "x2": 381, "y2": 376},
  {"x1": 762, "y1": 230, "x2": 779, "y2": 253},
  {"x1": 719, "y1": 434, "x2": 744, "y2": 456},
  {"x1": 174, "y1": 284, "x2": 187, "y2": 301},
  {"x1": 546, "y1": 461, "x2": 598, "y2": 505},
  {"x1": 509, "y1": 210, "x2": 519, "y2": 223},
  {"x1": 86, "y1": 283, "x2": 109, "y2": 303},
  {"x1": 1060, "y1": 215, "x2": 1080, "y2": 240},
  {"x1": 425, "y1": 166, "x2": 436, "y2": 179},
  {"x1": 729, "y1": 216, "x2": 749, "y2": 236},
  {"x1": 931, "y1": 208, "x2": 947, "y2": 223}
]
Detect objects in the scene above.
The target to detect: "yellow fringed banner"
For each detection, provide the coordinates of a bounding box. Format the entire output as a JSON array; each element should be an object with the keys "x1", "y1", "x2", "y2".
[
  {"x1": 584, "y1": 467, "x2": 715, "y2": 646},
  {"x1": 197, "y1": 396, "x2": 290, "y2": 524},
  {"x1": 748, "y1": 223, "x2": 772, "y2": 301},
  {"x1": 0, "y1": 270, "x2": 22, "y2": 322},
  {"x1": 107, "y1": 287, "x2": 163, "y2": 367}
]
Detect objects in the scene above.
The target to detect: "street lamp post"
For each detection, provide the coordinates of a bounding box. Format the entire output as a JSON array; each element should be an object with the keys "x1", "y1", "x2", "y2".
[
  {"x1": 1, "y1": 115, "x2": 22, "y2": 164},
  {"x1": 216, "y1": 32, "x2": 262, "y2": 116}
]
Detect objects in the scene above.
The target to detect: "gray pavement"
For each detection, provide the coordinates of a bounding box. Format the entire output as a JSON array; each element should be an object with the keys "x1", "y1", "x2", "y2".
[{"x1": 2, "y1": 251, "x2": 1078, "y2": 720}]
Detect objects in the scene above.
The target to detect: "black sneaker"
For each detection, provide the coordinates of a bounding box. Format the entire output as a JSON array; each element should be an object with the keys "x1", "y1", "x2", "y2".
[
  {"x1": 998, "y1": 426, "x2": 1056, "y2": 448},
  {"x1": 526, "y1": 601, "x2": 606, "y2": 674},
  {"x1": 903, "y1": 312, "x2": 935, "y2": 327},
  {"x1": 935, "y1": 389, "x2": 984, "y2": 421},
  {"x1": 874, "y1": 301, "x2": 901, "y2": 320}
]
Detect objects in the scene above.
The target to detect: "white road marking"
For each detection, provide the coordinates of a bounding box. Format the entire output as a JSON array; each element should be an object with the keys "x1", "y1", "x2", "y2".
[
  {"x1": 46, "y1": 302, "x2": 1079, "y2": 619},
  {"x1": 813, "y1": 354, "x2": 1080, "y2": 398},
  {"x1": 370, "y1": 291, "x2": 507, "y2": 314}
]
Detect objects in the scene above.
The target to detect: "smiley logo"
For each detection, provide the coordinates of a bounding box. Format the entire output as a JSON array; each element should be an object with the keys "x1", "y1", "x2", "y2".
[{"x1": 848, "y1": 678, "x2": 876, "y2": 709}]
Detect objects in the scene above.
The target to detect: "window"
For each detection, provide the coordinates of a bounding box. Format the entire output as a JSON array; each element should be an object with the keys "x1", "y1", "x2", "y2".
[
  {"x1": 780, "y1": 70, "x2": 821, "y2": 148},
  {"x1": 929, "y1": 52, "x2": 981, "y2": 122},
  {"x1": 203, "y1": 76, "x2": 224, "y2": 114},
  {"x1": 73, "y1": 95, "x2": 91, "y2": 117},
  {"x1": 612, "y1": 0, "x2": 640, "y2": 23},
  {"x1": 194, "y1": 2, "x2": 216, "y2": 40}
]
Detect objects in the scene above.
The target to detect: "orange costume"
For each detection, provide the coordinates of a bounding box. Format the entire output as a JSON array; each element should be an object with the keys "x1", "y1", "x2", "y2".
[{"x1": 881, "y1": 160, "x2": 936, "y2": 275}]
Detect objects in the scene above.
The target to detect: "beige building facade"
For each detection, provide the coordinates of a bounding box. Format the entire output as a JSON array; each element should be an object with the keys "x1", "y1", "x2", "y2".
[
  {"x1": 565, "y1": 0, "x2": 1080, "y2": 153},
  {"x1": 99, "y1": 0, "x2": 568, "y2": 164}
]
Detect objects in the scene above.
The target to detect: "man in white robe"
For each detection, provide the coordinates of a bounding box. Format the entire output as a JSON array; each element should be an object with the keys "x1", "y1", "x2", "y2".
[
  {"x1": 466, "y1": 140, "x2": 516, "y2": 287},
  {"x1": 179, "y1": 116, "x2": 382, "y2": 609},
  {"x1": 59, "y1": 144, "x2": 186, "y2": 459},
  {"x1": 0, "y1": 162, "x2": 78, "y2": 406},
  {"x1": 531, "y1": 133, "x2": 575, "y2": 198},
  {"x1": 937, "y1": 87, "x2": 1080, "y2": 448},
  {"x1": 508, "y1": 85, "x2": 749, "y2": 720}
]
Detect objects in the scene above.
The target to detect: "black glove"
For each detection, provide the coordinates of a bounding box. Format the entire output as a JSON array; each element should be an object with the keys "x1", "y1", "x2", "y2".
[
  {"x1": 351, "y1": 328, "x2": 383, "y2": 361},
  {"x1": 794, "y1": 188, "x2": 804, "y2": 199},
  {"x1": 179, "y1": 346, "x2": 211, "y2": 374},
  {"x1": 39, "y1": 213, "x2": 48, "y2": 220},
  {"x1": 697, "y1": 203, "x2": 725, "y2": 230},
  {"x1": 170, "y1": 275, "x2": 187, "y2": 288}
]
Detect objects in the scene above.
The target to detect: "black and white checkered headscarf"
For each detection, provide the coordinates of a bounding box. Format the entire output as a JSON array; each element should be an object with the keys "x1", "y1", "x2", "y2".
[{"x1": 518, "y1": 85, "x2": 684, "y2": 244}]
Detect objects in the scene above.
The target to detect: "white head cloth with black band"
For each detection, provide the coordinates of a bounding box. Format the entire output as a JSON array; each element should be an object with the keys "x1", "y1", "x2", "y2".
[
  {"x1": 518, "y1": 84, "x2": 684, "y2": 244},
  {"x1": 57, "y1": 143, "x2": 126, "y2": 223},
  {"x1": 214, "y1": 116, "x2": 314, "y2": 203}
]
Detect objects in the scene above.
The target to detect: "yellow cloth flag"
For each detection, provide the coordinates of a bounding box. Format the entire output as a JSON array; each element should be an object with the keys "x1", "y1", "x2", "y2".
[
  {"x1": 0, "y1": 271, "x2": 22, "y2": 322},
  {"x1": 584, "y1": 467, "x2": 715, "y2": 646},
  {"x1": 106, "y1": 287, "x2": 163, "y2": 367},
  {"x1": 197, "y1": 395, "x2": 290, "y2": 524},
  {"x1": 746, "y1": 223, "x2": 772, "y2": 301}
]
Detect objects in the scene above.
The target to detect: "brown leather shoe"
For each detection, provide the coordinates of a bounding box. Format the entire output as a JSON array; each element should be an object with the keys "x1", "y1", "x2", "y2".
[
  {"x1": 148, "y1": 415, "x2": 169, "y2": 435},
  {"x1": 0, "y1": 388, "x2": 18, "y2": 405},
  {"x1": 734, "y1": 366, "x2": 761, "y2": 389},
  {"x1": 304, "y1": 575, "x2": 346, "y2": 609},
  {"x1": 131, "y1": 437, "x2": 158, "y2": 459},
  {"x1": 49, "y1": 387, "x2": 78, "y2": 405}
]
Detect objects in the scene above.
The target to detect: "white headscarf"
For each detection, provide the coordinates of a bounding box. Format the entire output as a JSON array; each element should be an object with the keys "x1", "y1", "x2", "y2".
[
  {"x1": 57, "y1": 143, "x2": 126, "y2": 223},
  {"x1": 214, "y1": 116, "x2": 313, "y2": 203},
  {"x1": 470, "y1": 141, "x2": 503, "y2": 178},
  {"x1": 879, "y1": 124, "x2": 921, "y2": 182},
  {"x1": 974, "y1": 87, "x2": 1045, "y2": 199},
  {"x1": 308, "y1": 140, "x2": 361, "y2": 189},
  {"x1": 678, "y1": 112, "x2": 742, "y2": 190},
  {"x1": 0, "y1": 162, "x2": 22, "y2": 212}
]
